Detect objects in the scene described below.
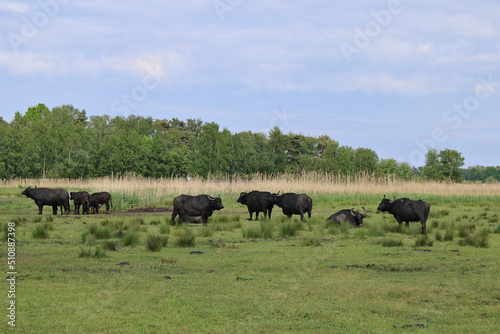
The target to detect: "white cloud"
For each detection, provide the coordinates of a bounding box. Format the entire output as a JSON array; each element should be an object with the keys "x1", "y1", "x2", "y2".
[{"x1": 0, "y1": 0, "x2": 28, "y2": 13}]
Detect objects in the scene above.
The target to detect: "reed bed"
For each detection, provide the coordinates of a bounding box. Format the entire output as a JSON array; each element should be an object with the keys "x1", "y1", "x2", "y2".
[{"x1": 4, "y1": 172, "x2": 499, "y2": 198}]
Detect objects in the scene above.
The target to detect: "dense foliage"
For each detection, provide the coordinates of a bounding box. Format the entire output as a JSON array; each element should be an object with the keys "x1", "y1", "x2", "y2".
[{"x1": 0, "y1": 104, "x2": 497, "y2": 181}]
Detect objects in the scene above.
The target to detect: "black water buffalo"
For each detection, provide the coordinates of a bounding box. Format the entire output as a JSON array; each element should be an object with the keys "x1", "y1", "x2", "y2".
[
  {"x1": 272, "y1": 192, "x2": 312, "y2": 220},
  {"x1": 70, "y1": 191, "x2": 90, "y2": 215},
  {"x1": 89, "y1": 192, "x2": 112, "y2": 214},
  {"x1": 170, "y1": 194, "x2": 224, "y2": 226},
  {"x1": 327, "y1": 207, "x2": 366, "y2": 227},
  {"x1": 21, "y1": 186, "x2": 70, "y2": 215},
  {"x1": 237, "y1": 190, "x2": 275, "y2": 221},
  {"x1": 377, "y1": 195, "x2": 430, "y2": 234}
]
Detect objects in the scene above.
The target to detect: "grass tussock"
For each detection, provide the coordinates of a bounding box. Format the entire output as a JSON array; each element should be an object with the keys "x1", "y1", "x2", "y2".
[
  {"x1": 458, "y1": 228, "x2": 490, "y2": 248},
  {"x1": 145, "y1": 234, "x2": 169, "y2": 252},
  {"x1": 79, "y1": 246, "x2": 106, "y2": 258},
  {"x1": 415, "y1": 235, "x2": 433, "y2": 247},
  {"x1": 32, "y1": 222, "x2": 53, "y2": 239},
  {"x1": 121, "y1": 231, "x2": 140, "y2": 247},
  {"x1": 174, "y1": 230, "x2": 196, "y2": 247},
  {"x1": 379, "y1": 238, "x2": 403, "y2": 247}
]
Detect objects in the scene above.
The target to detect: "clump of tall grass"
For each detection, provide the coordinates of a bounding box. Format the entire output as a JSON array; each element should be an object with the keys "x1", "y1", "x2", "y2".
[
  {"x1": 327, "y1": 221, "x2": 353, "y2": 236},
  {"x1": 79, "y1": 246, "x2": 106, "y2": 258},
  {"x1": 198, "y1": 226, "x2": 214, "y2": 237},
  {"x1": 415, "y1": 235, "x2": 433, "y2": 247},
  {"x1": 174, "y1": 230, "x2": 196, "y2": 247},
  {"x1": 32, "y1": 222, "x2": 53, "y2": 239},
  {"x1": 145, "y1": 234, "x2": 169, "y2": 252},
  {"x1": 301, "y1": 237, "x2": 321, "y2": 247},
  {"x1": 493, "y1": 224, "x2": 500, "y2": 234},
  {"x1": 458, "y1": 228, "x2": 490, "y2": 248},
  {"x1": 121, "y1": 231, "x2": 140, "y2": 247},
  {"x1": 159, "y1": 223, "x2": 170, "y2": 234},
  {"x1": 102, "y1": 240, "x2": 117, "y2": 251},
  {"x1": 260, "y1": 221, "x2": 275, "y2": 239},
  {"x1": 242, "y1": 226, "x2": 262, "y2": 239},
  {"x1": 379, "y1": 238, "x2": 403, "y2": 247},
  {"x1": 278, "y1": 221, "x2": 302, "y2": 237},
  {"x1": 87, "y1": 224, "x2": 112, "y2": 239}
]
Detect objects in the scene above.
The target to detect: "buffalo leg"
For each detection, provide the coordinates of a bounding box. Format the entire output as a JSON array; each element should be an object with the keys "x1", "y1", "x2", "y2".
[
  {"x1": 421, "y1": 222, "x2": 427, "y2": 235},
  {"x1": 52, "y1": 205, "x2": 58, "y2": 215},
  {"x1": 170, "y1": 212, "x2": 177, "y2": 225},
  {"x1": 38, "y1": 205, "x2": 43, "y2": 215},
  {"x1": 105, "y1": 203, "x2": 109, "y2": 213},
  {"x1": 255, "y1": 212, "x2": 260, "y2": 221}
]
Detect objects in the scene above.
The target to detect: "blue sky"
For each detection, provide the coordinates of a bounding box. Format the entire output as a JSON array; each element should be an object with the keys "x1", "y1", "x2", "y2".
[{"x1": 1, "y1": 0, "x2": 499, "y2": 167}]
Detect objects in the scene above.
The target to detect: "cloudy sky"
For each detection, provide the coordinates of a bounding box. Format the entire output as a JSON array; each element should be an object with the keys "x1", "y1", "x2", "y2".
[{"x1": 1, "y1": 0, "x2": 499, "y2": 167}]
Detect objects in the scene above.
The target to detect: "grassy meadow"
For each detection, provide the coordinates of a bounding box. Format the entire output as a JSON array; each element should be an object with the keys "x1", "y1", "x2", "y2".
[{"x1": 1, "y1": 174, "x2": 499, "y2": 333}]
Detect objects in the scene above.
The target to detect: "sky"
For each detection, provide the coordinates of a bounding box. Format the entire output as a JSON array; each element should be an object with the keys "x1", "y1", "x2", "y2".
[{"x1": 0, "y1": 0, "x2": 499, "y2": 168}]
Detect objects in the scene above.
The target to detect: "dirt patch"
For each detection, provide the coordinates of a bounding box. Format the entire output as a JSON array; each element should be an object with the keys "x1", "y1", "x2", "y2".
[{"x1": 126, "y1": 207, "x2": 172, "y2": 213}]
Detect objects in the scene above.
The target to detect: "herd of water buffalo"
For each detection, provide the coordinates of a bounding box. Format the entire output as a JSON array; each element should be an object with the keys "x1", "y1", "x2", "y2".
[
  {"x1": 21, "y1": 187, "x2": 112, "y2": 215},
  {"x1": 21, "y1": 187, "x2": 431, "y2": 234}
]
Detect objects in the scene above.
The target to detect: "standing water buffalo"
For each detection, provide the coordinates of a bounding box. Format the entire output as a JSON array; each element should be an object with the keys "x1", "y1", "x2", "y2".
[
  {"x1": 272, "y1": 192, "x2": 312, "y2": 220},
  {"x1": 21, "y1": 186, "x2": 70, "y2": 215},
  {"x1": 70, "y1": 191, "x2": 90, "y2": 215},
  {"x1": 89, "y1": 192, "x2": 112, "y2": 214},
  {"x1": 327, "y1": 207, "x2": 366, "y2": 227},
  {"x1": 237, "y1": 190, "x2": 275, "y2": 221},
  {"x1": 171, "y1": 194, "x2": 224, "y2": 226},
  {"x1": 377, "y1": 195, "x2": 430, "y2": 234}
]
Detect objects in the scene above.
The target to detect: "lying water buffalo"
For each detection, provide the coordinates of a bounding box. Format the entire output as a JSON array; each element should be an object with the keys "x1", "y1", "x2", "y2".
[
  {"x1": 171, "y1": 194, "x2": 224, "y2": 226},
  {"x1": 237, "y1": 190, "x2": 275, "y2": 221},
  {"x1": 272, "y1": 192, "x2": 312, "y2": 220},
  {"x1": 21, "y1": 186, "x2": 70, "y2": 215},
  {"x1": 327, "y1": 207, "x2": 366, "y2": 227},
  {"x1": 70, "y1": 191, "x2": 90, "y2": 215},
  {"x1": 89, "y1": 192, "x2": 112, "y2": 214},
  {"x1": 377, "y1": 195, "x2": 430, "y2": 234}
]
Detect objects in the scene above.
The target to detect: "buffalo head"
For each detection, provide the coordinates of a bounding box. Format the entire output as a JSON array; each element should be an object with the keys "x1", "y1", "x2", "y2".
[{"x1": 350, "y1": 207, "x2": 366, "y2": 226}]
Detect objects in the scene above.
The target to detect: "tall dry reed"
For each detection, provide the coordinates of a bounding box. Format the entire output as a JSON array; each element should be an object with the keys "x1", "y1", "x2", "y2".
[{"x1": 5, "y1": 172, "x2": 500, "y2": 197}]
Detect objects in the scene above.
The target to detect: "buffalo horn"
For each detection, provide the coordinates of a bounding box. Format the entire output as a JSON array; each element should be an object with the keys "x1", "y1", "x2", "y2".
[
  {"x1": 362, "y1": 207, "x2": 366, "y2": 216},
  {"x1": 350, "y1": 208, "x2": 356, "y2": 217},
  {"x1": 208, "y1": 195, "x2": 215, "y2": 201},
  {"x1": 389, "y1": 196, "x2": 396, "y2": 204}
]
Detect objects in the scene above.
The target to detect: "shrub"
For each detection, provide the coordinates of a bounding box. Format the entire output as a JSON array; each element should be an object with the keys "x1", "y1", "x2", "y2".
[
  {"x1": 415, "y1": 235, "x2": 433, "y2": 247},
  {"x1": 122, "y1": 231, "x2": 140, "y2": 247},
  {"x1": 174, "y1": 230, "x2": 196, "y2": 247},
  {"x1": 146, "y1": 234, "x2": 169, "y2": 252},
  {"x1": 380, "y1": 238, "x2": 403, "y2": 247}
]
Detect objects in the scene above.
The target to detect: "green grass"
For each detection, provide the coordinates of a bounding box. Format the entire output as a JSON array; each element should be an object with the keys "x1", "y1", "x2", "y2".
[{"x1": 2, "y1": 191, "x2": 499, "y2": 333}]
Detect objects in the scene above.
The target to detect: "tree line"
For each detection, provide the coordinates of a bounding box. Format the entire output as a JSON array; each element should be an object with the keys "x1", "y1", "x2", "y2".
[{"x1": 0, "y1": 104, "x2": 498, "y2": 182}]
